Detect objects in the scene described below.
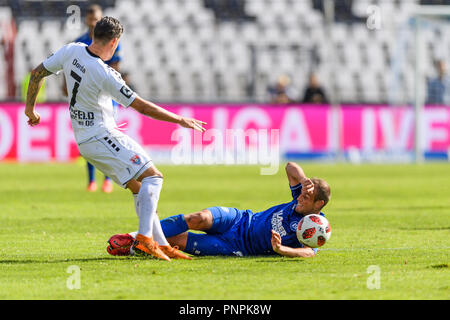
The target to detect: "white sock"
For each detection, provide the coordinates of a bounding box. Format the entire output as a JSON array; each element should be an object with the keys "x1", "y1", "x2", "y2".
[
  {"x1": 152, "y1": 215, "x2": 169, "y2": 246},
  {"x1": 128, "y1": 231, "x2": 137, "y2": 239},
  {"x1": 137, "y1": 176, "x2": 163, "y2": 238},
  {"x1": 133, "y1": 194, "x2": 139, "y2": 217},
  {"x1": 132, "y1": 194, "x2": 168, "y2": 246}
]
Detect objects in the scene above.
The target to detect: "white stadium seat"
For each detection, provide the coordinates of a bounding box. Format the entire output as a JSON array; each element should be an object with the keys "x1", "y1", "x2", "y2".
[{"x1": 6, "y1": 0, "x2": 443, "y2": 104}]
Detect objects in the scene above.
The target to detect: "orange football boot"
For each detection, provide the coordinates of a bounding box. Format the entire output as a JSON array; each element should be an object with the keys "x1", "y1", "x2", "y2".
[
  {"x1": 159, "y1": 245, "x2": 192, "y2": 260},
  {"x1": 132, "y1": 234, "x2": 171, "y2": 261},
  {"x1": 102, "y1": 179, "x2": 113, "y2": 193},
  {"x1": 87, "y1": 181, "x2": 97, "y2": 192}
]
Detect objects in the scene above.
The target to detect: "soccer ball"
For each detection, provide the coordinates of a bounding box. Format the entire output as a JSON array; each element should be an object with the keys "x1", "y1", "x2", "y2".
[{"x1": 296, "y1": 214, "x2": 331, "y2": 248}]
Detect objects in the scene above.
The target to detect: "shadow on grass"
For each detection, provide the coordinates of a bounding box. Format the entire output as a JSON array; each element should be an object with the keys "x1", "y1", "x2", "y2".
[
  {"x1": 253, "y1": 259, "x2": 306, "y2": 263},
  {"x1": 0, "y1": 254, "x2": 308, "y2": 265},
  {"x1": 399, "y1": 226, "x2": 450, "y2": 231},
  {"x1": 0, "y1": 256, "x2": 152, "y2": 265},
  {"x1": 188, "y1": 255, "x2": 304, "y2": 262},
  {"x1": 429, "y1": 264, "x2": 448, "y2": 269},
  {"x1": 339, "y1": 205, "x2": 450, "y2": 212},
  {"x1": 243, "y1": 255, "x2": 307, "y2": 263}
]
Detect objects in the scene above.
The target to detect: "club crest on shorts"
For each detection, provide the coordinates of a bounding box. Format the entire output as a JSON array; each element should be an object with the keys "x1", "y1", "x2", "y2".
[{"x1": 130, "y1": 155, "x2": 141, "y2": 165}]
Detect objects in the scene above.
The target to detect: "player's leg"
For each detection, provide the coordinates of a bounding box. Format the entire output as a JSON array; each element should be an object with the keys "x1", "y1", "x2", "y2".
[
  {"x1": 160, "y1": 209, "x2": 213, "y2": 238},
  {"x1": 77, "y1": 130, "x2": 171, "y2": 260},
  {"x1": 169, "y1": 232, "x2": 238, "y2": 256},
  {"x1": 86, "y1": 162, "x2": 97, "y2": 192},
  {"x1": 106, "y1": 206, "x2": 235, "y2": 257},
  {"x1": 102, "y1": 176, "x2": 113, "y2": 193},
  {"x1": 108, "y1": 231, "x2": 238, "y2": 256},
  {"x1": 185, "y1": 209, "x2": 214, "y2": 230},
  {"x1": 107, "y1": 205, "x2": 239, "y2": 257},
  {"x1": 165, "y1": 232, "x2": 188, "y2": 250},
  {"x1": 126, "y1": 167, "x2": 171, "y2": 261},
  {"x1": 107, "y1": 230, "x2": 188, "y2": 257},
  {"x1": 128, "y1": 170, "x2": 167, "y2": 246},
  {"x1": 161, "y1": 206, "x2": 242, "y2": 237},
  {"x1": 128, "y1": 177, "x2": 191, "y2": 260}
]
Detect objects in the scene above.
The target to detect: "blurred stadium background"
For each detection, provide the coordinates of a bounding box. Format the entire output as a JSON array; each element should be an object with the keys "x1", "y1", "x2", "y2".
[{"x1": 0, "y1": 0, "x2": 450, "y2": 164}]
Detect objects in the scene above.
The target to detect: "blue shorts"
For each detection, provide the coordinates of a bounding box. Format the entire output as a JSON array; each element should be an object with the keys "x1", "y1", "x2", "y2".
[{"x1": 184, "y1": 207, "x2": 247, "y2": 256}]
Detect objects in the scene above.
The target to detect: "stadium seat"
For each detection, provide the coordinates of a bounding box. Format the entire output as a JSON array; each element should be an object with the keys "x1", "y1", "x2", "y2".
[{"x1": 3, "y1": 0, "x2": 441, "y2": 104}]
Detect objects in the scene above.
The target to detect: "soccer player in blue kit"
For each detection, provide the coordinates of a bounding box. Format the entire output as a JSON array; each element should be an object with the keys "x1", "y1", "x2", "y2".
[
  {"x1": 64, "y1": 4, "x2": 122, "y2": 193},
  {"x1": 107, "y1": 162, "x2": 331, "y2": 258},
  {"x1": 74, "y1": 4, "x2": 122, "y2": 70}
]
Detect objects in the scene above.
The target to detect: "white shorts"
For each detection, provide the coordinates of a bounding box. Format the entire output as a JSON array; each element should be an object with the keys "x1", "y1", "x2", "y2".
[{"x1": 78, "y1": 129, "x2": 153, "y2": 188}]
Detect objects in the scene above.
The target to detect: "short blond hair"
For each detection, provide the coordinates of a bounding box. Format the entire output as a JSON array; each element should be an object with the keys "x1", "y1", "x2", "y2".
[{"x1": 312, "y1": 178, "x2": 331, "y2": 209}]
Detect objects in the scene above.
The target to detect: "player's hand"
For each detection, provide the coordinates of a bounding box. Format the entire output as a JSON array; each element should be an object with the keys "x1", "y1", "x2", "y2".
[
  {"x1": 25, "y1": 110, "x2": 41, "y2": 127},
  {"x1": 300, "y1": 177, "x2": 314, "y2": 197},
  {"x1": 179, "y1": 117, "x2": 207, "y2": 132},
  {"x1": 271, "y1": 230, "x2": 283, "y2": 253}
]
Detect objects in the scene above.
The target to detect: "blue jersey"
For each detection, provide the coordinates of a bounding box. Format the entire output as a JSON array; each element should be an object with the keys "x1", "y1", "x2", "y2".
[
  {"x1": 181, "y1": 183, "x2": 325, "y2": 257},
  {"x1": 243, "y1": 183, "x2": 324, "y2": 255},
  {"x1": 75, "y1": 32, "x2": 122, "y2": 65}
]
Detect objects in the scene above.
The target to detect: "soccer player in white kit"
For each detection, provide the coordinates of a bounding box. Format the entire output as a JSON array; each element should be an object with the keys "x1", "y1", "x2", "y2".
[{"x1": 24, "y1": 17, "x2": 206, "y2": 261}]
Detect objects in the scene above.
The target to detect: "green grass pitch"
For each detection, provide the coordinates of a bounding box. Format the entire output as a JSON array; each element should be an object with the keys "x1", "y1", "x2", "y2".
[{"x1": 0, "y1": 162, "x2": 448, "y2": 299}]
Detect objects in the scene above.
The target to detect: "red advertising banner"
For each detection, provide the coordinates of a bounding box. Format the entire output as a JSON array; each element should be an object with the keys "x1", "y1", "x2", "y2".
[{"x1": 0, "y1": 103, "x2": 449, "y2": 162}]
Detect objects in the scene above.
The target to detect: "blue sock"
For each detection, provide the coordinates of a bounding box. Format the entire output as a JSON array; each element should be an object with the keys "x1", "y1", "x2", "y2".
[
  {"x1": 87, "y1": 162, "x2": 95, "y2": 183},
  {"x1": 160, "y1": 214, "x2": 188, "y2": 238}
]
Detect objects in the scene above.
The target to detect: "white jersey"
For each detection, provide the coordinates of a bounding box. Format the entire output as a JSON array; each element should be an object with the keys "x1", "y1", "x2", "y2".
[{"x1": 43, "y1": 42, "x2": 137, "y2": 144}]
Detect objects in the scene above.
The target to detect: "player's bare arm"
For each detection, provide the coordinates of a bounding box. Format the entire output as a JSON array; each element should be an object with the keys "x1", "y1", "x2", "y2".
[
  {"x1": 25, "y1": 63, "x2": 52, "y2": 126},
  {"x1": 285, "y1": 162, "x2": 314, "y2": 195},
  {"x1": 271, "y1": 230, "x2": 315, "y2": 258},
  {"x1": 130, "y1": 96, "x2": 206, "y2": 132},
  {"x1": 285, "y1": 162, "x2": 308, "y2": 185}
]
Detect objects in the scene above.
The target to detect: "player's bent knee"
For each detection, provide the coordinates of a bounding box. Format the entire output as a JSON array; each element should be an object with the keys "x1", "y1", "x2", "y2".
[
  {"x1": 185, "y1": 210, "x2": 212, "y2": 230},
  {"x1": 137, "y1": 166, "x2": 163, "y2": 181},
  {"x1": 126, "y1": 179, "x2": 141, "y2": 194}
]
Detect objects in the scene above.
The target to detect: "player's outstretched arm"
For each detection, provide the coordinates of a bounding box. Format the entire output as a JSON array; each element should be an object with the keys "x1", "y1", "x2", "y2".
[
  {"x1": 271, "y1": 230, "x2": 315, "y2": 258},
  {"x1": 130, "y1": 96, "x2": 206, "y2": 132},
  {"x1": 25, "y1": 63, "x2": 52, "y2": 126}
]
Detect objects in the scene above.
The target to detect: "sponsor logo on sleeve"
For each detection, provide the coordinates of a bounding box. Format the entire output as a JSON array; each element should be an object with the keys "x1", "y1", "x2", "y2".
[{"x1": 120, "y1": 85, "x2": 133, "y2": 98}]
